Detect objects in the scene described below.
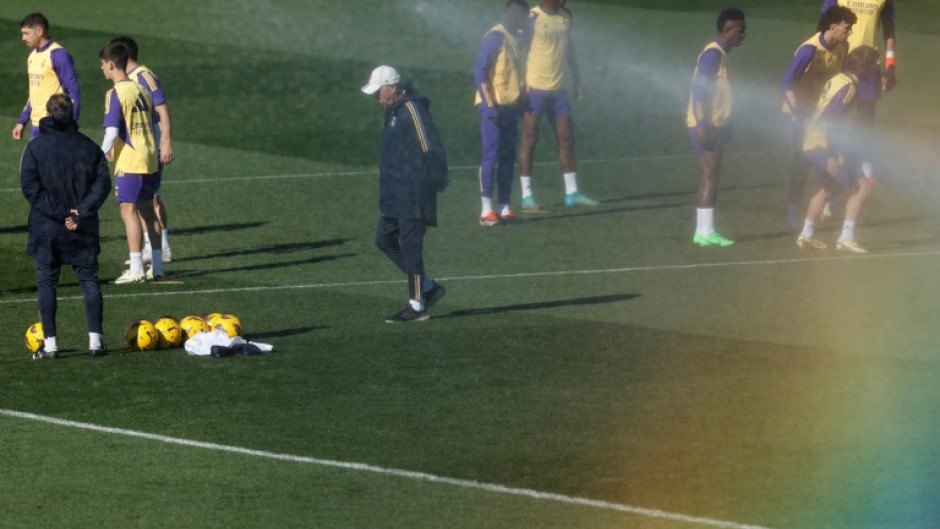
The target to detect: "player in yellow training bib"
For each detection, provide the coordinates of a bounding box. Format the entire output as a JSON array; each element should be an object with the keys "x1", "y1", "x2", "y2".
[
  {"x1": 98, "y1": 41, "x2": 165, "y2": 284},
  {"x1": 687, "y1": 8, "x2": 746, "y2": 248}
]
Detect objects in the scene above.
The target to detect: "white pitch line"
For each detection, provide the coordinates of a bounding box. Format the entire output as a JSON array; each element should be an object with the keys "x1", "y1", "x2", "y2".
[
  {"x1": 0, "y1": 408, "x2": 775, "y2": 529},
  {"x1": 0, "y1": 150, "x2": 776, "y2": 192},
  {"x1": 1, "y1": 250, "x2": 937, "y2": 306}
]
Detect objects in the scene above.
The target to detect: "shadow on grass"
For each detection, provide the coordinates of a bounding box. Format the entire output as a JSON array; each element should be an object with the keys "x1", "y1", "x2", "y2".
[
  {"x1": 438, "y1": 293, "x2": 640, "y2": 319},
  {"x1": 248, "y1": 326, "x2": 328, "y2": 341},
  {"x1": 164, "y1": 253, "x2": 357, "y2": 278},
  {"x1": 522, "y1": 203, "x2": 685, "y2": 223},
  {"x1": 0, "y1": 225, "x2": 27, "y2": 235},
  {"x1": 173, "y1": 239, "x2": 351, "y2": 263},
  {"x1": 170, "y1": 222, "x2": 270, "y2": 236}
]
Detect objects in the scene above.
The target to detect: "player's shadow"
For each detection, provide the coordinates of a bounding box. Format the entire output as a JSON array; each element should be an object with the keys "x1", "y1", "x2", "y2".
[
  {"x1": 248, "y1": 326, "x2": 328, "y2": 341},
  {"x1": 439, "y1": 293, "x2": 641, "y2": 319},
  {"x1": 166, "y1": 253, "x2": 356, "y2": 278},
  {"x1": 0, "y1": 225, "x2": 28, "y2": 234},
  {"x1": 170, "y1": 222, "x2": 270, "y2": 236},
  {"x1": 524, "y1": 203, "x2": 685, "y2": 223},
  {"x1": 174, "y1": 239, "x2": 351, "y2": 263}
]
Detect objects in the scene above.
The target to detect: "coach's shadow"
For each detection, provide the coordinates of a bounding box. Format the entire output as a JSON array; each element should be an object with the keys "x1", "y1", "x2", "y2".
[
  {"x1": 438, "y1": 293, "x2": 641, "y2": 319},
  {"x1": 165, "y1": 253, "x2": 356, "y2": 278},
  {"x1": 0, "y1": 225, "x2": 28, "y2": 235},
  {"x1": 170, "y1": 221, "x2": 271, "y2": 236}
]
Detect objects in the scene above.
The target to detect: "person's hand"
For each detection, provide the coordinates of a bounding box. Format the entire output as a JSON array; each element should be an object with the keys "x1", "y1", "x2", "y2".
[
  {"x1": 12, "y1": 123, "x2": 24, "y2": 140},
  {"x1": 106, "y1": 150, "x2": 114, "y2": 162},
  {"x1": 65, "y1": 209, "x2": 80, "y2": 231},
  {"x1": 866, "y1": 175, "x2": 879, "y2": 187},
  {"x1": 826, "y1": 156, "x2": 843, "y2": 178},
  {"x1": 160, "y1": 139, "x2": 175, "y2": 164},
  {"x1": 883, "y1": 65, "x2": 897, "y2": 91}
]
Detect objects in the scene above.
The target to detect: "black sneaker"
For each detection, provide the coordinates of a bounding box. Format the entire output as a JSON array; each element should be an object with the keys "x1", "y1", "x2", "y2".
[
  {"x1": 89, "y1": 345, "x2": 107, "y2": 358},
  {"x1": 423, "y1": 283, "x2": 447, "y2": 311},
  {"x1": 384, "y1": 305, "x2": 430, "y2": 323}
]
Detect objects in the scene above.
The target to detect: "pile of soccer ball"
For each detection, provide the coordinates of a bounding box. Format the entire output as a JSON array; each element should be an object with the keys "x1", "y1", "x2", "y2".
[{"x1": 24, "y1": 313, "x2": 243, "y2": 354}]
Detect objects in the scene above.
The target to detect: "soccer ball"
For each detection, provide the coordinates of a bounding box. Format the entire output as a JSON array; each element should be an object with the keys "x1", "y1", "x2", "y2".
[
  {"x1": 179, "y1": 315, "x2": 210, "y2": 339},
  {"x1": 125, "y1": 320, "x2": 159, "y2": 351},
  {"x1": 25, "y1": 322, "x2": 44, "y2": 354},
  {"x1": 208, "y1": 313, "x2": 242, "y2": 338},
  {"x1": 154, "y1": 316, "x2": 184, "y2": 349}
]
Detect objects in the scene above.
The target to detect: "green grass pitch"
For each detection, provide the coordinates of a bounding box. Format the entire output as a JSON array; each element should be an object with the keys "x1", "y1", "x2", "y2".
[{"x1": 1, "y1": 1, "x2": 939, "y2": 528}]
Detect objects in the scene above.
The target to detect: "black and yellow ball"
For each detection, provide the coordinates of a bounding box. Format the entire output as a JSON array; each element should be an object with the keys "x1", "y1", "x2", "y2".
[
  {"x1": 25, "y1": 322, "x2": 45, "y2": 354},
  {"x1": 154, "y1": 316, "x2": 184, "y2": 349},
  {"x1": 179, "y1": 315, "x2": 211, "y2": 339},
  {"x1": 125, "y1": 320, "x2": 159, "y2": 351}
]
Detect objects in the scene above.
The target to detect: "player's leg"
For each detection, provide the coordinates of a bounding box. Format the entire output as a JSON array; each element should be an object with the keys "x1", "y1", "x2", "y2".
[
  {"x1": 837, "y1": 176, "x2": 873, "y2": 253},
  {"x1": 496, "y1": 109, "x2": 519, "y2": 221},
  {"x1": 551, "y1": 94, "x2": 597, "y2": 208},
  {"x1": 35, "y1": 261, "x2": 61, "y2": 358},
  {"x1": 479, "y1": 110, "x2": 501, "y2": 226},
  {"x1": 74, "y1": 262, "x2": 106, "y2": 356},
  {"x1": 115, "y1": 174, "x2": 147, "y2": 283},
  {"x1": 785, "y1": 119, "x2": 808, "y2": 228},
  {"x1": 153, "y1": 163, "x2": 172, "y2": 262},
  {"x1": 375, "y1": 215, "x2": 407, "y2": 274},
  {"x1": 518, "y1": 91, "x2": 543, "y2": 211},
  {"x1": 137, "y1": 198, "x2": 165, "y2": 279},
  {"x1": 797, "y1": 149, "x2": 839, "y2": 249},
  {"x1": 692, "y1": 132, "x2": 733, "y2": 247}
]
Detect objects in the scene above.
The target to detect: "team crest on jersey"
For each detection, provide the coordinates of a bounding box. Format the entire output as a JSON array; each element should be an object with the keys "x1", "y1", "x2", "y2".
[{"x1": 390, "y1": 116, "x2": 397, "y2": 127}]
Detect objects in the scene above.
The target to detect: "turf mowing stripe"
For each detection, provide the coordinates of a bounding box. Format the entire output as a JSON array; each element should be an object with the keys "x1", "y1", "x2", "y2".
[
  {"x1": 1, "y1": 250, "x2": 938, "y2": 306},
  {"x1": 0, "y1": 150, "x2": 777, "y2": 191},
  {"x1": 0, "y1": 408, "x2": 775, "y2": 529}
]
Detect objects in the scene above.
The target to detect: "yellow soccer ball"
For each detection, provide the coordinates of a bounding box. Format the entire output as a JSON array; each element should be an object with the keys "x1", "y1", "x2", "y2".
[
  {"x1": 25, "y1": 322, "x2": 45, "y2": 354},
  {"x1": 179, "y1": 315, "x2": 210, "y2": 339},
  {"x1": 125, "y1": 320, "x2": 159, "y2": 351},
  {"x1": 208, "y1": 313, "x2": 243, "y2": 338},
  {"x1": 154, "y1": 316, "x2": 184, "y2": 349}
]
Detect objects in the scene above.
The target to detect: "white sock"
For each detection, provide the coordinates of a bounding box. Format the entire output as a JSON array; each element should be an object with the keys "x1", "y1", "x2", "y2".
[
  {"x1": 143, "y1": 232, "x2": 152, "y2": 252},
  {"x1": 89, "y1": 332, "x2": 103, "y2": 350},
  {"x1": 861, "y1": 162, "x2": 874, "y2": 179},
  {"x1": 481, "y1": 197, "x2": 493, "y2": 216},
  {"x1": 696, "y1": 208, "x2": 714, "y2": 236},
  {"x1": 44, "y1": 336, "x2": 58, "y2": 352},
  {"x1": 161, "y1": 229, "x2": 170, "y2": 252},
  {"x1": 520, "y1": 176, "x2": 532, "y2": 199},
  {"x1": 409, "y1": 298, "x2": 425, "y2": 311},
  {"x1": 800, "y1": 219, "x2": 815, "y2": 239},
  {"x1": 151, "y1": 249, "x2": 164, "y2": 276},
  {"x1": 498, "y1": 204, "x2": 510, "y2": 216},
  {"x1": 563, "y1": 172, "x2": 578, "y2": 195},
  {"x1": 839, "y1": 220, "x2": 856, "y2": 242},
  {"x1": 421, "y1": 276, "x2": 434, "y2": 292},
  {"x1": 129, "y1": 252, "x2": 144, "y2": 275}
]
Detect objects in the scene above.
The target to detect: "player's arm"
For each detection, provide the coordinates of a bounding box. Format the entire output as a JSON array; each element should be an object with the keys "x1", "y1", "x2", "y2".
[
  {"x1": 882, "y1": 0, "x2": 897, "y2": 90},
  {"x1": 691, "y1": 49, "x2": 721, "y2": 142},
  {"x1": 12, "y1": 101, "x2": 31, "y2": 140},
  {"x1": 101, "y1": 89, "x2": 122, "y2": 157},
  {"x1": 474, "y1": 31, "x2": 503, "y2": 118},
  {"x1": 140, "y1": 71, "x2": 175, "y2": 163},
  {"x1": 20, "y1": 145, "x2": 69, "y2": 221},
  {"x1": 565, "y1": 9, "x2": 582, "y2": 100},
  {"x1": 781, "y1": 45, "x2": 816, "y2": 118},
  {"x1": 50, "y1": 48, "x2": 81, "y2": 121}
]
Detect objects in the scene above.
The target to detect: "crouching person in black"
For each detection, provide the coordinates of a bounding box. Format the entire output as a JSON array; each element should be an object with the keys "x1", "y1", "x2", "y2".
[
  {"x1": 361, "y1": 66, "x2": 449, "y2": 323},
  {"x1": 21, "y1": 94, "x2": 112, "y2": 358}
]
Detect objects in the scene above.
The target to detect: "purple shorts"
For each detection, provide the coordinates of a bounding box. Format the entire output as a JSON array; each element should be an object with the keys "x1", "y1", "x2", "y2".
[
  {"x1": 805, "y1": 148, "x2": 858, "y2": 187},
  {"x1": 115, "y1": 173, "x2": 158, "y2": 203},
  {"x1": 526, "y1": 88, "x2": 571, "y2": 118},
  {"x1": 688, "y1": 126, "x2": 730, "y2": 155}
]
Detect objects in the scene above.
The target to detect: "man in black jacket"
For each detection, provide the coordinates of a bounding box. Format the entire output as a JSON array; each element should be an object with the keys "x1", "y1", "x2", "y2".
[
  {"x1": 21, "y1": 94, "x2": 111, "y2": 358},
  {"x1": 361, "y1": 66, "x2": 448, "y2": 323}
]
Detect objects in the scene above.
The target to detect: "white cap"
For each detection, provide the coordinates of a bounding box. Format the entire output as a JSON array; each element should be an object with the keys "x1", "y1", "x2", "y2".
[{"x1": 361, "y1": 65, "x2": 400, "y2": 94}]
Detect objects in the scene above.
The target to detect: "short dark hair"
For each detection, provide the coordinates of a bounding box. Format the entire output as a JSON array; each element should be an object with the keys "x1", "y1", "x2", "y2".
[
  {"x1": 110, "y1": 36, "x2": 139, "y2": 61},
  {"x1": 844, "y1": 45, "x2": 880, "y2": 79},
  {"x1": 20, "y1": 12, "x2": 49, "y2": 31},
  {"x1": 817, "y1": 5, "x2": 857, "y2": 33},
  {"x1": 717, "y1": 8, "x2": 745, "y2": 32},
  {"x1": 506, "y1": 0, "x2": 529, "y2": 10},
  {"x1": 99, "y1": 42, "x2": 130, "y2": 70},
  {"x1": 46, "y1": 94, "x2": 73, "y2": 123}
]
